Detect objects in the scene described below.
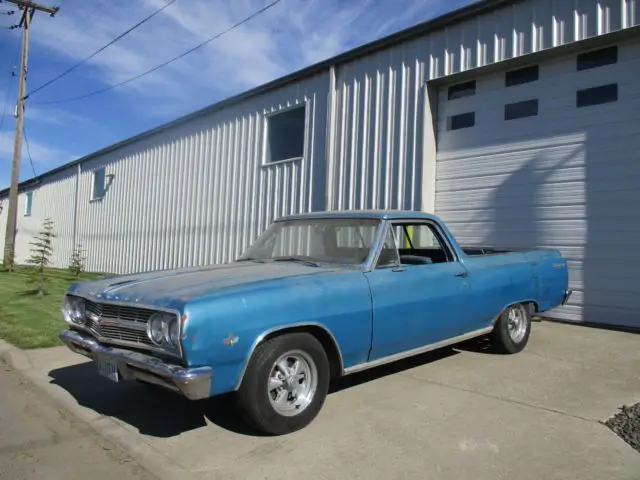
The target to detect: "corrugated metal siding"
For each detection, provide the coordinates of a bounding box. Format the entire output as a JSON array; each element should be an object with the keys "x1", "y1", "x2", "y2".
[
  {"x1": 73, "y1": 72, "x2": 328, "y2": 274},
  {"x1": 1, "y1": 0, "x2": 637, "y2": 279},
  {"x1": 327, "y1": 0, "x2": 638, "y2": 213},
  {"x1": 0, "y1": 170, "x2": 77, "y2": 269},
  {"x1": 434, "y1": 36, "x2": 640, "y2": 328}
]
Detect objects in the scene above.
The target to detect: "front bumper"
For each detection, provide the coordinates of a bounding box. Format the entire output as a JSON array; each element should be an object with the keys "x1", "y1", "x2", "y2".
[{"x1": 59, "y1": 330, "x2": 212, "y2": 400}]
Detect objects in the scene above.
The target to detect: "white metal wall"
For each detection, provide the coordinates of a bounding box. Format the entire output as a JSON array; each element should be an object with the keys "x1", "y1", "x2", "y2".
[
  {"x1": 0, "y1": 170, "x2": 77, "y2": 269},
  {"x1": 326, "y1": 0, "x2": 638, "y2": 213},
  {"x1": 434, "y1": 36, "x2": 640, "y2": 328},
  {"x1": 1, "y1": 0, "x2": 638, "y2": 278}
]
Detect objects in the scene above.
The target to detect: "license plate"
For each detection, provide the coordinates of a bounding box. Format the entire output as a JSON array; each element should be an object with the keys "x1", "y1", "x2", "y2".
[{"x1": 96, "y1": 355, "x2": 119, "y2": 383}]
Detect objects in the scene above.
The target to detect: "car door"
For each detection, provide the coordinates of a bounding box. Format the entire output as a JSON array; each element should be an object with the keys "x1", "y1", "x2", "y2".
[{"x1": 364, "y1": 220, "x2": 473, "y2": 361}]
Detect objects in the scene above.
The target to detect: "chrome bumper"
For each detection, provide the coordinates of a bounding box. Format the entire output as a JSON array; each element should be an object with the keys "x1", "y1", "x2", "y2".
[
  {"x1": 562, "y1": 289, "x2": 573, "y2": 306},
  {"x1": 59, "y1": 329, "x2": 212, "y2": 400}
]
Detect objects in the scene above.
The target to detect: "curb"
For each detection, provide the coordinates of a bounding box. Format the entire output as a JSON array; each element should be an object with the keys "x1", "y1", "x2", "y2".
[
  {"x1": 0, "y1": 341, "x2": 193, "y2": 480},
  {"x1": 0, "y1": 339, "x2": 33, "y2": 371}
]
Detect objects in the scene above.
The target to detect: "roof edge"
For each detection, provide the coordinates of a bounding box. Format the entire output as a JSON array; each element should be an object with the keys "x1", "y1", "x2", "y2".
[{"x1": 1, "y1": 0, "x2": 520, "y2": 196}]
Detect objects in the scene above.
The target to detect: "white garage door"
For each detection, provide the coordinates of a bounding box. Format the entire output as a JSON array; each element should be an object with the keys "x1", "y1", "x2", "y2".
[{"x1": 434, "y1": 36, "x2": 640, "y2": 328}]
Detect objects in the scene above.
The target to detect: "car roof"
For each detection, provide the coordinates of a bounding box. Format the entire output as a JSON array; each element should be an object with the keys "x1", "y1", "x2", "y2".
[{"x1": 277, "y1": 209, "x2": 440, "y2": 222}]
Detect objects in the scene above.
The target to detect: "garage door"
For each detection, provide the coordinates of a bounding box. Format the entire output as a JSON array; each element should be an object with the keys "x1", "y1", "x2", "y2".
[{"x1": 433, "y1": 36, "x2": 640, "y2": 328}]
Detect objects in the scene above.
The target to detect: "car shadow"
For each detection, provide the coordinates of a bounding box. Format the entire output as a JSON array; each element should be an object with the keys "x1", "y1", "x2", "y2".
[{"x1": 47, "y1": 345, "x2": 471, "y2": 439}]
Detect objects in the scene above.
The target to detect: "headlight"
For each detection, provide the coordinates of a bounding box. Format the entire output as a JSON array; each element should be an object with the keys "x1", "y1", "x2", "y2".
[
  {"x1": 146, "y1": 313, "x2": 180, "y2": 348},
  {"x1": 62, "y1": 295, "x2": 85, "y2": 325}
]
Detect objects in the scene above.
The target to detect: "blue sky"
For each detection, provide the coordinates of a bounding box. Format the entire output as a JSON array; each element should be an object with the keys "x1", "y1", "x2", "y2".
[{"x1": 0, "y1": 0, "x2": 473, "y2": 188}]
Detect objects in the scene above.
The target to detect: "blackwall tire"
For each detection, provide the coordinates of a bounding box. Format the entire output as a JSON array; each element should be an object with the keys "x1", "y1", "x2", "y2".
[
  {"x1": 490, "y1": 303, "x2": 531, "y2": 354},
  {"x1": 237, "y1": 332, "x2": 330, "y2": 436}
]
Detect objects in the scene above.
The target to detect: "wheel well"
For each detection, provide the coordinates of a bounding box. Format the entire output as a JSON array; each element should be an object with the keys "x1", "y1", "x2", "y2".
[{"x1": 261, "y1": 325, "x2": 343, "y2": 379}]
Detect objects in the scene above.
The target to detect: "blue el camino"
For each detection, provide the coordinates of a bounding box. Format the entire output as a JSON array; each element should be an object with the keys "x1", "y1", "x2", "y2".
[{"x1": 59, "y1": 210, "x2": 571, "y2": 435}]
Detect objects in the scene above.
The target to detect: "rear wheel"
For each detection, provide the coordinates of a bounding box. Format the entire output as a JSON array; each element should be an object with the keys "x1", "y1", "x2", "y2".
[
  {"x1": 490, "y1": 303, "x2": 531, "y2": 354},
  {"x1": 237, "y1": 332, "x2": 330, "y2": 435}
]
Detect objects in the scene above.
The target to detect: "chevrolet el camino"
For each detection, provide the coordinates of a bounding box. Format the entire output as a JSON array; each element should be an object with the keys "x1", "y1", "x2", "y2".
[{"x1": 59, "y1": 210, "x2": 571, "y2": 435}]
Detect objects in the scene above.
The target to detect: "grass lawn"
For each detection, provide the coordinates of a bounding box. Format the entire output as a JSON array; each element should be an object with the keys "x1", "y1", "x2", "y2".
[{"x1": 0, "y1": 267, "x2": 102, "y2": 349}]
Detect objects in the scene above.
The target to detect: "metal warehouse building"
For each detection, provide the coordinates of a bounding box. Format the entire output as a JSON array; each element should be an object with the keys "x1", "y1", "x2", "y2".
[{"x1": 1, "y1": 0, "x2": 639, "y2": 329}]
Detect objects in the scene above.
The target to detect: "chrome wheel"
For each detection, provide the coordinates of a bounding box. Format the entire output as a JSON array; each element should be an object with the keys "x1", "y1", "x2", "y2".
[
  {"x1": 267, "y1": 350, "x2": 318, "y2": 417},
  {"x1": 506, "y1": 305, "x2": 528, "y2": 343}
]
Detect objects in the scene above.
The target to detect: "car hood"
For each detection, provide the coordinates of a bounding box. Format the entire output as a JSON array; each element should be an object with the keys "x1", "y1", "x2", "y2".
[{"x1": 69, "y1": 261, "x2": 342, "y2": 309}]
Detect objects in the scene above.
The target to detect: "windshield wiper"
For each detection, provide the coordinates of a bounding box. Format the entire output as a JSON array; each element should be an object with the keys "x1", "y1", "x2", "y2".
[{"x1": 272, "y1": 256, "x2": 321, "y2": 267}]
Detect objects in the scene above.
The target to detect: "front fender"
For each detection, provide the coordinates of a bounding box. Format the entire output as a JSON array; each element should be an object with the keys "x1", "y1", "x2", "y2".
[{"x1": 179, "y1": 270, "x2": 373, "y2": 396}]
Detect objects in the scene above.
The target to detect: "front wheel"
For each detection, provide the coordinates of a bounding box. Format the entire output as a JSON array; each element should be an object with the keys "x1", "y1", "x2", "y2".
[
  {"x1": 490, "y1": 303, "x2": 531, "y2": 354},
  {"x1": 237, "y1": 332, "x2": 330, "y2": 435}
]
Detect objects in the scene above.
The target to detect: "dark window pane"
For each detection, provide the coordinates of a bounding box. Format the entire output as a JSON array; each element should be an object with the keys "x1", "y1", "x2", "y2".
[
  {"x1": 504, "y1": 99, "x2": 539, "y2": 120},
  {"x1": 447, "y1": 112, "x2": 475, "y2": 130},
  {"x1": 577, "y1": 46, "x2": 617, "y2": 71},
  {"x1": 448, "y1": 80, "x2": 476, "y2": 100},
  {"x1": 576, "y1": 84, "x2": 618, "y2": 107},
  {"x1": 505, "y1": 65, "x2": 539, "y2": 87},
  {"x1": 267, "y1": 106, "x2": 306, "y2": 163}
]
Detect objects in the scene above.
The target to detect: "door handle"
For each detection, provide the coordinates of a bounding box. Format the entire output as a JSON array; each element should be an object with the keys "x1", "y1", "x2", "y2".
[{"x1": 454, "y1": 271, "x2": 468, "y2": 278}]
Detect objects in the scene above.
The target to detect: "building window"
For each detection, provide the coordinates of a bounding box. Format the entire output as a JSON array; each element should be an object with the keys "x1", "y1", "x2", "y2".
[
  {"x1": 266, "y1": 105, "x2": 306, "y2": 163},
  {"x1": 24, "y1": 191, "x2": 33, "y2": 216},
  {"x1": 92, "y1": 167, "x2": 106, "y2": 199},
  {"x1": 447, "y1": 80, "x2": 476, "y2": 100},
  {"x1": 577, "y1": 45, "x2": 617, "y2": 71},
  {"x1": 576, "y1": 84, "x2": 618, "y2": 108},
  {"x1": 447, "y1": 112, "x2": 475, "y2": 130},
  {"x1": 504, "y1": 99, "x2": 539, "y2": 120},
  {"x1": 505, "y1": 65, "x2": 539, "y2": 87}
]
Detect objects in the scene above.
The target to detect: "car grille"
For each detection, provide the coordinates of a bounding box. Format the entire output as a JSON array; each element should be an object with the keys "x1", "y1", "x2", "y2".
[{"x1": 81, "y1": 299, "x2": 161, "y2": 348}]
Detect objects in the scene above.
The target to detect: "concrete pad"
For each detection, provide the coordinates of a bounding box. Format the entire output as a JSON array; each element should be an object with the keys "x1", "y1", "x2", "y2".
[
  {"x1": 402, "y1": 322, "x2": 640, "y2": 421},
  {"x1": 12, "y1": 322, "x2": 640, "y2": 480}
]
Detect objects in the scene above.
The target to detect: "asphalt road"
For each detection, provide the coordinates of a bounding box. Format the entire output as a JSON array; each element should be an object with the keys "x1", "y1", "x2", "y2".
[{"x1": 0, "y1": 360, "x2": 156, "y2": 480}]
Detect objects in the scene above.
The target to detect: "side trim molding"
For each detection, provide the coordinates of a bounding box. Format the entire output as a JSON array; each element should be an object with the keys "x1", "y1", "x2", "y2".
[{"x1": 343, "y1": 326, "x2": 493, "y2": 375}]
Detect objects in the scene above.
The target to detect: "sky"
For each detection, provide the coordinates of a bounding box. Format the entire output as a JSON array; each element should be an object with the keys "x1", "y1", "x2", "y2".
[{"x1": 0, "y1": 0, "x2": 473, "y2": 189}]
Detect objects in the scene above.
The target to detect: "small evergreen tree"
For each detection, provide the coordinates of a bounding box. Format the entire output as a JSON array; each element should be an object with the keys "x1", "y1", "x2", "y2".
[
  {"x1": 25, "y1": 217, "x2": 56, "y2": 296},
  {"x1": 68, "y1": 244, "x2": 86, "y2": 280}
]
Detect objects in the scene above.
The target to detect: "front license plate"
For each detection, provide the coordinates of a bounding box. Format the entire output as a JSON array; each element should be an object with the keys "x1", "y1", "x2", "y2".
[{"x1": 96, "y1": 355, "x2": 119, "y2": 383}]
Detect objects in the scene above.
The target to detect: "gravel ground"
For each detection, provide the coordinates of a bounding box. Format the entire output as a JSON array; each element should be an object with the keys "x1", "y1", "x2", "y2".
[{"x1": 603, "y1": 403, "x2": 640, "y2": 453}]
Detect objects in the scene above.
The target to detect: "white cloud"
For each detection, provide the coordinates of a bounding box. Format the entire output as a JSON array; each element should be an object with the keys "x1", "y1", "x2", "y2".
[{"x1": 26, "y1": 0, "x2": 458, "y2": 109}]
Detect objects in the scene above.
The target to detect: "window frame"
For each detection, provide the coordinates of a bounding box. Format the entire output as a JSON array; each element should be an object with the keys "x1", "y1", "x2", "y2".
[
  {"x1": 263, "y1": 102, "x2": 308, "y2": 166},
  {"x1": 24, "y1": 191, "x2": 33, "y2": 216},
  {"x1": 91, "y1": 167, "x2": 106, "y2": 201},
  {"x1": 371, "y1": 219, "x2": 459, "y2": 270}
]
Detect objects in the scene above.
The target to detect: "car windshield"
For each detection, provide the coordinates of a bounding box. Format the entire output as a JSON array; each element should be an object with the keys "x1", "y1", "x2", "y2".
[{"x1": 239, "y1": 217, "x2": 381, "y2": 266}]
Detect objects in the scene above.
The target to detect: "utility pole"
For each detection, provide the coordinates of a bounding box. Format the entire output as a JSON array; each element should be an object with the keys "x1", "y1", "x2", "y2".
[{"x1": 2, "y1": 0, "x2": 58, "y2": 271}]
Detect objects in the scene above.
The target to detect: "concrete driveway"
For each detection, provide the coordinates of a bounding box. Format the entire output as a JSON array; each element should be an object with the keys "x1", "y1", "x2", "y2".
[{"x1": 5, "y1": 321, "x2": 640, "y2": 480}]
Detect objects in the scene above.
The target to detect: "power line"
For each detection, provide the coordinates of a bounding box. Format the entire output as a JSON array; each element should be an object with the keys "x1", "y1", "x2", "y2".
[
  {"x1": 33, "y1": 0, "x2": 283, "y2": 106},
  {"x1": 25, "y1": 0, "x2": 178, "y2": 99},
  {"x1": 23, "y1": 124, "x2": 36, "y2": 177}
]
